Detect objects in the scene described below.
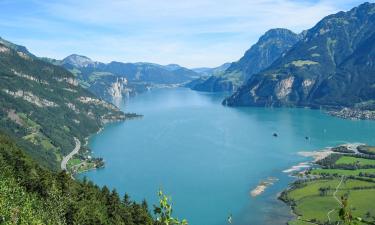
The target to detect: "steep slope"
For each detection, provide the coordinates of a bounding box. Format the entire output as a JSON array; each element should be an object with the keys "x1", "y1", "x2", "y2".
[
  {"x1": 0, "y1": 40, "x2": 126, "y2": 169},
  {"x1": 0, "y1": 133, "x2": 153, "y2": 225},
  {"x1": 189, "y1": 29, "x2": 301, "y2": 92},
  {"x1": 59, "y1": 55, "x2": 200, "y2": 100},
  {"x1": 0, "y1": 37, "x2": 36, "y2": 59},
  {"x1": 224, "y1": 3, "x2": 375, "y2": 110}
]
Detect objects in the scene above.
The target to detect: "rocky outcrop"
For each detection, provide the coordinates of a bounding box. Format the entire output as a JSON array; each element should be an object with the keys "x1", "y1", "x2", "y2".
[
  {"x1": 55, "y1": 77, "x2": 79, "y2": 86},
  {"x1": 61, "y1": 54, "x2": 96, "y2": 68},
  {"x1": 108, "y1": 77, "x2": 128, "y2": 98},
  {"x1": 2, "y1": 89, "x2": 58, "y2": 107}
]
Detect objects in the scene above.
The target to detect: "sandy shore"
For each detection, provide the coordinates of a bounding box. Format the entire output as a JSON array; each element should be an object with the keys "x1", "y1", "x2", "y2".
[
  {"x1": 283, "y1": 143, "x2": 366, "y2": 175},
  {"x1": 282, "y1": 162, "x2": 312, "y2": 173},
  {"x1": 250, "y1": 177, "x2": 279, "y2": 197},
  {"x1": 297, "y1": 149, "x2": 333, "y2": 162},
  {"x1": 281, "y1": 148, "x2": 334, "y2": 174}
]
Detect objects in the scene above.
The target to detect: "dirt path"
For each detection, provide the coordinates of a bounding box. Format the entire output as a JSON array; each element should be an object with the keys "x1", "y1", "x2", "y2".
[
  {"x1": 61, "y1": 137, "x2": 81, "y2": 171},
  {"x1": 327, "y1": 175, "x2": 345, "y2": 223}
]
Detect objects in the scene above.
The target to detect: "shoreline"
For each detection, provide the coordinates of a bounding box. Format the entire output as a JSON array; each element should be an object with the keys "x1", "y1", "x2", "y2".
[
  {"x1": 279, "y1": 142, "x2": 367, "y2": 224},
  {"x1": 328, "y1": 107, "x2": 375, "y2": 120},
  {"x1": 278, "y1": 147, "x2": 335, "y2": 224},
  {"x1": 70, "y1": 113, "x2": 142, "y2": 176}
]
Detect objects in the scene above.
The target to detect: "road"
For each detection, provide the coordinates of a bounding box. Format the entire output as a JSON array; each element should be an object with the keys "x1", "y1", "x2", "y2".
[{"x1": 61, "y1": 137, "x2": 81, "y2": 171}]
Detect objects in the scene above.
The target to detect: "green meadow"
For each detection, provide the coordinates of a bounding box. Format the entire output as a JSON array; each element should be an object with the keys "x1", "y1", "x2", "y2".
[{"x1": 282, "y1": 153, "x2": 375, "y2": 225}]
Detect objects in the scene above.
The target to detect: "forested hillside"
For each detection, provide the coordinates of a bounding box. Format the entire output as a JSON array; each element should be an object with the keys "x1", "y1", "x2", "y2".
[
  {"x1": 0, "y1": 40, "x2": 126, "y2": 170},
  {"x1": 0, "y1": 133, "x2": 154, "y2": 225}
]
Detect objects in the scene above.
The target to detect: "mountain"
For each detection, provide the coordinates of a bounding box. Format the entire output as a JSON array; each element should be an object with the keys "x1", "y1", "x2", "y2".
[
  {"x1": 192, "y1": 63, "x2": 231, "y2": 76},
  {"x1": 57, "y1": 55, "x2": 200, "y2": 101},
  {"x1": 61, "y1": 54, "x2": 96, "y2": 68},
  {"x1": 224, "y1": 2, "x2": 375, "y2": 110},
  {"x1": 185, "y1": 63, "x2": 232, "y2": 90},
  {"x1": 0, "y1": 36, "x2": 36, "y2": 58},
  {"x1": 226, "y1": 28, "x2": 302, "y2": 81},
  {"x1": 189, "y1": 29, "x2": 301, "y2": 92},
  {"x1": 0, "y1": 39, "x2": 126, "y2": 170}
]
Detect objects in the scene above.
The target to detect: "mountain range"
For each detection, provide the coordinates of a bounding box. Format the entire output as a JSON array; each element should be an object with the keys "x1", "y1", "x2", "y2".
[
  {"x1": 224, "y1": 2, "x2": 375, "y2": 110},
  {"x1": 1, "y1": 2, "x2": 375, "y2": 171},
  {"x1": 188, "y1": 28, "x2": 302, "y2": 92},
  {"x1": 51, "y1": 55, "x2": 201, "y2": 101}
]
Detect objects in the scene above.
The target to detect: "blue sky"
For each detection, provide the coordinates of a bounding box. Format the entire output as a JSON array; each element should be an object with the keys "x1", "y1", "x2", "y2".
[{"x1": 0, "y1": 0, "x2": 370, "y2": 68}]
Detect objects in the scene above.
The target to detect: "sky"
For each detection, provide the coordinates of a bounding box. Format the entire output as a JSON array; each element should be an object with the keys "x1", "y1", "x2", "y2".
[{"x1": 0, "y1": 0, "x2": 370, "y2": 68}]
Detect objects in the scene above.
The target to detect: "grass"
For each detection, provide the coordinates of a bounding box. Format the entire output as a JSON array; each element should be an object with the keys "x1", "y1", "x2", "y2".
[
  {"x1": 78, "y1": 162, "x2": 96, "y2": 172},
  {"x1": 288, "y1": 220, "x2": 317, "y2": 225},
  {"x1": 18, "y1": 113, "x2": 40, "y2": 130},
  {"x1": 286, "y1": 60, "x2": 319, "y2": 67},
  {"x1": 285, "y1": 155, "x2": 375, "y2": 224},
  {"x1": 335, "y1": 156, "x2": 375, "y2": 166},
  {"x1": 311, "y1": 168, "x2": 375, "y2": 177},
  {"x1": 67, "y1": 158, "x2": 81, "y2": 169},
  {"x1": 285, "y1": 178, "x2": 375, "y2": 224},
  {"x1": 88, "y1": 72, "x2": 113, "y2": 82}
]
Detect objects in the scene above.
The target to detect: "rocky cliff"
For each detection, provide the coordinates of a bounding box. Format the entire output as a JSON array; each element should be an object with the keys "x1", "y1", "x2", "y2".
[{"x1": 224, "y1": 3, "x2": 375, "y2": 110}]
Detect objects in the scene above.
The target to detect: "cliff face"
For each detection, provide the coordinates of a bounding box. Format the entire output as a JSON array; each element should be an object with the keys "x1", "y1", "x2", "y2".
[
  {"x1": 108, "y1": 78, "x2": 128, "y2": 98},
  {"x1": 224, "y1": 3, "x2": 375, "y2": 109},
  {"x1": 189, "y1": 28, "x2": 301, "y2": 92}
]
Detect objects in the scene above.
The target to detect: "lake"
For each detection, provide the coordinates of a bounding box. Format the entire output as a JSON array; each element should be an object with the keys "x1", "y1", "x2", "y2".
[{"x1": 80, "y1": 88, "x2": 375, "y2": 225}]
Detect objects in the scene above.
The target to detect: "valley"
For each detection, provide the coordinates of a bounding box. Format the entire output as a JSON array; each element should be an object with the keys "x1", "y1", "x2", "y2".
[
  {"x1": 80, "y1": 88, "x2": 375, "y2": 225},
  {"x1": 0, "y1": 1, "x2": 374, "y2": 225}
]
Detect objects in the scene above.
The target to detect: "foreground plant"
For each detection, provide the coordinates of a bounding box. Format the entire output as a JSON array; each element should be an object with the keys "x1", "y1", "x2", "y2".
[{"x1": 154, "y1": 190, "x2": 188, "y2": 225}]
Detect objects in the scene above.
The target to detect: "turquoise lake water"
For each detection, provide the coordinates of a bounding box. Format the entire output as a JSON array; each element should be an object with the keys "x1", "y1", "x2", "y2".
[{"x1": 80, "y1": 88, "x2": 375, "y2": 225}]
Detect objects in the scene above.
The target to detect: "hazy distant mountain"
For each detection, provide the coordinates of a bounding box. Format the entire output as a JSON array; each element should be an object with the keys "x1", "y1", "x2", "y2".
[
  {"x1": 189, "y1": 28, "x2": 301, "y2": 92},
  {"x1": 58, "y1": 55, "x2": 200, "y2": 100},
  {"x1": 62, "y1": 54, "x2": 97, "y2": 68},
  {"x1": 192, "y1": 63, "x2": 231, "y2": 76},
  {"x1": 224, "y1": 2, "x2": 375, "y2": 110}
]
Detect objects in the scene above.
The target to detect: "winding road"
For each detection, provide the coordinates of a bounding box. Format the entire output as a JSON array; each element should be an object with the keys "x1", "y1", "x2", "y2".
[{"x1": 61, "y1": 137, "x2": 81, "y2": 171}]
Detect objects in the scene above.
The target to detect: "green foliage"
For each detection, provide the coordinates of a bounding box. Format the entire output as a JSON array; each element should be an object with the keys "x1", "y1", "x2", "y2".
[
  {"x1": 283, "y1": 178, "x2": 375, "y2": 224},
  {"x1": 0, "y1": 133, "x2": 153, "y2": 225},
  {"x1": 0, "y1": 41, "x2": 125, "y2": 170},
  {"x1": 154, "y1": 190, "x2": 188, "y2": 225},
  {"x1": 338, "y1": 196, "x2": 356, "y2": 225}
]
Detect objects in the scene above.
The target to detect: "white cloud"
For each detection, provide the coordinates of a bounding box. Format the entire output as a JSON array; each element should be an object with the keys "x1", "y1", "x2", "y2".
[{"x1": 2, "y1": 0, "x2": 368, "y2": 67}]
